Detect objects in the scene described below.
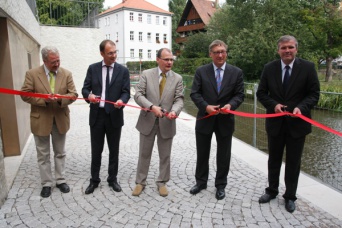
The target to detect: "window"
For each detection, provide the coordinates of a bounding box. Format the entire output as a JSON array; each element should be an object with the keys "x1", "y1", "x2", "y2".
[
  {"x1": 147, "y1": 15, "x2": 151, "y2": 24},
  {"x1": 106, "y1": 34, "x2": 110, "y2": 39},
  {"x1": 147, "y1": 32, "x2": 151, "y2": 42},
  {"x1": 130, "y1": 12, "x2": 134, "y2": 22},
  {"x1": 163, "y1": 34, "x2": 167, "y2": 43},
  {"x1": 156, "y1": 16, "x2": 159, "y2": 25},
  {"x1": 156, "y1": 33, "x2": 160, "y2": 43},
  {"x1": 139, "y1": 32, "x2": 143, "y2": 42},
  {"x1": 148, "y1": 50, "x2": 152, "y2": 59},
  {"x1": 138, "y1": 13, "x2": 142, "y2": 22},
  {"x1": 163, "y1": 17, "x2": 167, "y2": 26},
  {"x1": 156, "y1": 50, "x2": 158, "y2": 58},
  {"x1": 130, "y1": 49, "x2": 134, "y2": 58},
  {"x1": 108, "y1": 17, "x2": 110, "y2": 25},
  {"x1": 139, "y1": 49, "x2": 143, "y2": 59},
  {"x1": 115, "y1": 14, "x2": 118, "y2": 24},
  {"x1": 130, "y1": 31, "x2": 134, "y2": 41},
  {"x1": 116, "y1": 32, "x2": 119, "y2": 42}
]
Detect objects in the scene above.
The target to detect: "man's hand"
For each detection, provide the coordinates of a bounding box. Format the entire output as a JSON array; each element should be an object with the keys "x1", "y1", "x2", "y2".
[
  {"x1": 206, "y1": 105, "x2": 220, "y2": 115},
  {"x1": 45, "y1": 94, "x2": 57, "y2": 103},
  {"x1": 89, "y1": 94, "x2": 100, "y2": 103},
  {"x1": 151, "y1": 105, "x2": 164, "y2": 118},
  {"x1": 292, "y1": 107, "x2": 301, "y2": 117},
  {"x1": 274, "y1": 104, "x2": 287, "y2": 113},
  {"x1": 220, "y1": 104, "x2": 231, "y2": 114},
  {"x1": 114, "y1": 99, "x2": 124, "y2": 109},
  {"x1": 166, "y1": 111, "x2": 177, "y2": 120}
]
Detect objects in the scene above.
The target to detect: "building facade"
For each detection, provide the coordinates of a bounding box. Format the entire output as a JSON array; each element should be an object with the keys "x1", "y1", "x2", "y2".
[{"x1": 97, "y1": 0, "x2": 173, "y2": 65}]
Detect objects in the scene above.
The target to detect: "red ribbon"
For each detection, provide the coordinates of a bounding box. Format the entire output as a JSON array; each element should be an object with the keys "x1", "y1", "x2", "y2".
[{"x1": 1, "y1": 87, "x2": 341, "y2": 137}]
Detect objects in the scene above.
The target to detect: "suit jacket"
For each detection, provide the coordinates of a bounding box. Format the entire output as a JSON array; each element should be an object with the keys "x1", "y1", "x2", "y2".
[
  {"x1": 256, "y1": 58, "x2": 320, "y2": 138},
  {"x1": 190, "y1": 63, "x2": 244, "y2": 137},
  {"x1": 82, "y1": 61, "x2": 130, "y2": 128},
  {"x1": 134, "y1": 68, "x2": 184, "y2": 139},
  {"x1": 21, "y1": 65, "x2": 78, "y2": 136}
]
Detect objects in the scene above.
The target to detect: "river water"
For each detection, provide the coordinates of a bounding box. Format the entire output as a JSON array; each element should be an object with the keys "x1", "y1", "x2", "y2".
[{"x1": 182, "y1": 88, "x2": 342, "y2": 192}]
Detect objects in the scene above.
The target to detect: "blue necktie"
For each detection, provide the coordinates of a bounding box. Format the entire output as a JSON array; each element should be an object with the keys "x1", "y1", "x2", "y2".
[
  {"x1": 104, "y1": 66, "x2": 110, "y2": 113},
  {"x1": 283, "y1": 65, "x2": 290, "y2": 91},
  {"x1": 216, "y1": 68, "x2": 222, "y2": 92}
]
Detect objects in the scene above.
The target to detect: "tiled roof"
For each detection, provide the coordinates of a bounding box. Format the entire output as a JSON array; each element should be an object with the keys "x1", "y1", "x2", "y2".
[
  {"x1": 191, "y1": 0, "x2": 217, "y2": 25},
  {"x1": 99, "y1": 0, "x2": 172, "y2": 16}
]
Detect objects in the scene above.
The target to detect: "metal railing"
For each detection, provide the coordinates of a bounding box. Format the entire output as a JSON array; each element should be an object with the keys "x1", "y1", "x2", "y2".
[
  {"x1": 182, "y1": 76, "x2": 342, "y2": 191},
  {"x1": 36, "y1": 0, "x2": 101, "y2": 28}
]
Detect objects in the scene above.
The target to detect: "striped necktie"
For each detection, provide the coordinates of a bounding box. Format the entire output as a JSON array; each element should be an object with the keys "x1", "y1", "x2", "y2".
[{"x1": 216, "y1": 68, "x2": 222, "y2": 92}]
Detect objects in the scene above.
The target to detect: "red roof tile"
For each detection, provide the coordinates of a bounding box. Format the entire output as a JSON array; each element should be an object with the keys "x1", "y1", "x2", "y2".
[{"x1": 99, "y1": 0, "x2": 172, "y2": 16}]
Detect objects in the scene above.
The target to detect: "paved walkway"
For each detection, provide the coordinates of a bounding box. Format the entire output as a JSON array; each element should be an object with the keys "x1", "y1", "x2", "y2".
[{"x1": 1, "y1": 101, "x2": 342, "y2": 227}]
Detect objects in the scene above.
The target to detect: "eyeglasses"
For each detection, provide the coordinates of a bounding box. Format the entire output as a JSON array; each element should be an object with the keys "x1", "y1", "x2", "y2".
[
  {"x1": 160, "y1": 58, "x2": 174, "y2": 62},
  {"x1": 106, "y1": 51, "x2": 117, "y2": 56},
  {"x1": 211, "y1": 51, "x2": 227, "y2": 55}
]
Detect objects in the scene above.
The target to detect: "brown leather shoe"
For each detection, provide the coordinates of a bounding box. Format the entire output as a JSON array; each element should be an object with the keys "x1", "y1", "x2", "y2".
[
  {"x1": 159, "y1": 185, "x2": 168, "y2": 197},
  {"x1": 132, "y1": 184, "x2": 144, "y2": 196}
]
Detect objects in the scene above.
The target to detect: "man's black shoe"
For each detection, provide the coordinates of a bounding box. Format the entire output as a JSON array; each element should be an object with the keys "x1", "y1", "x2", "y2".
[
  {"x1": 189, "y1": 184, "x2": 207, "y2": 195},
  {"x1": 109, "y1": 182, "x2": 122, "y2": 192},
  {"x1": 56, "y1": 183, "x2": 70, "y2": 193},
  {"x1": 215, "y1": 188, "x2": 225, "y2": 200},
  {"x1": 258, "y1": 193, "x2": 276, "y2": 203},
  {"x1": 40, "y1": 187, "x2": 51, "y2": 198},
  {"x1": 85, "y1": 184, "x2": 98, "y2": 194},
  {"x1": 285, "y1": 200, "x2": 296, "y2": 213}
]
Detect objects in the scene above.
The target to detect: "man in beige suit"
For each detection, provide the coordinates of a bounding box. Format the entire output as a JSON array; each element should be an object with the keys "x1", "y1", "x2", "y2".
[
  {"x1": 132, "y1": 48, "x2": 184, "y2": 197},
  {"x1": 21, "y1": 46, "x2": 78, "y2": 198}
]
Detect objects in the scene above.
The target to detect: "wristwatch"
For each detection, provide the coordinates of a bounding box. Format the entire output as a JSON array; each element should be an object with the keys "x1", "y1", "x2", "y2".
[{"x1": 149, "y1": 105, "x2": 153, "y2": 110}]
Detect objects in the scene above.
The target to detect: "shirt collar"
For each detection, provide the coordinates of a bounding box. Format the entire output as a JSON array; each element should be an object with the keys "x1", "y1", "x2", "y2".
[
  {"x1": 102, "y1": 61, "x2": 114, "y2": 68},
  {"x1": 213, "y1": 62, "x2": 226, "y2": 71},
  {"x1": 44, "y1": 65, "x2": 57, "y2": 75},
  {"x1": 158, "y1": 68, "x2": 169, "y2": 77},
  {"x1": 281, "y1": 59, "x2": 295, "y2": 70}
]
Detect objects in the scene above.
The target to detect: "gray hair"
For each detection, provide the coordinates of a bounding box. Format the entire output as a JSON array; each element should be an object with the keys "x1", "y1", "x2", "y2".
[
  {"x1": 209, "y1": 40, "x2": 228, "y2": 53},
  {"x1": 277, "y1": 35, "x2": 298, "y2": 49},
  {"x1": 41, "y1": 46, "x2": 59, "y2": 61}
]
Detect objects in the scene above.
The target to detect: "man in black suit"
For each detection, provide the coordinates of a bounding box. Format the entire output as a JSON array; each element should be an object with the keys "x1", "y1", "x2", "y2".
[
  {"x1": 82, "y1": 40, "x2": 130, "y2": 194},
  {"x1": 190, "y1": 40, "x2": 244, "y2": 200},
  {"x1": 256, "y1": 35, "x2": 320, "y2": 213}
]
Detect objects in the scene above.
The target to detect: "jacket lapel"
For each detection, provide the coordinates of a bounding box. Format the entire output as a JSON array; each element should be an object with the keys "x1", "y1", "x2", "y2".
[
  {"x1": 285, "y1": 58, "x2": 300, "y2": 95},
  {"x1": 160, "y1": 71, "x2": 175, "y2": 102},
  {"x1": 37, "y1": 66, "x2": 52, "y2": 93},
  {"x1": 207, "y1": 65, "x2": 218, "y2": 95},
  {"x1": 55, "y1": 69, "x2": 64, "y2": 94}
]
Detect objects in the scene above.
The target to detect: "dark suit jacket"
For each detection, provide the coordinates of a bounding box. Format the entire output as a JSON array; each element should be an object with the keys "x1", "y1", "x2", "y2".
[
  {"x1": 190, "y1": 63, "x2": 244, "y2": 137},
  {"x1": 82, "y1": 61, "x2": 130, "y2": 128},
  {"x1": 256, "y1": 58, "x2": 320, "y2": 138}
]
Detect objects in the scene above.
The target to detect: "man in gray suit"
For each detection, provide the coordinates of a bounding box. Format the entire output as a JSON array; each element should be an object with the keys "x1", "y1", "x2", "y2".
[{"x1": 132, "y1": 48, "x2": 184, "y2": 197}]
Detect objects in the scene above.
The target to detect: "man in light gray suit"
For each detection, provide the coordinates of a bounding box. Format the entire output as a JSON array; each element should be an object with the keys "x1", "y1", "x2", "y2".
[{"x1": 132, "y1": 48, "x2": 184, "y2": 197}]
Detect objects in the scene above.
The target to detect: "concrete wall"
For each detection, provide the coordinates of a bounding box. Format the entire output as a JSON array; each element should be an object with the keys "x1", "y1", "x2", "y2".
[
  {"x1": 0, "y1": 0, "x2": 41, "y2": 207},
  {"x1": 40, "y1": 26, "x2": 105, "y2": 97}
]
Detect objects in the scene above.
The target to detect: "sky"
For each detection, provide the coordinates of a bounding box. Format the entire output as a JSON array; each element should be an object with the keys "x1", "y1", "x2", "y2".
[{"x1": 103, "y1": 0, "x2": 226, "y2": 11}]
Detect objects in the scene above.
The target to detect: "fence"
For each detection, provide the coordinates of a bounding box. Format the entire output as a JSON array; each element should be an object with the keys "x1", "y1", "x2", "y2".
[
  {"x1": 36, "y1": 0, "x2": 101, "y2": 28},
  {"x1": 181, "y1": 76, "x2": 342, "y2": 192}
]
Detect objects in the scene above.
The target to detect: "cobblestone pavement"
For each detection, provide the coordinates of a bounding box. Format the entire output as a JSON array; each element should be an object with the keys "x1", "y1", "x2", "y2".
[{"x1": 0, "y1": 102, "x2": 341, "y2": 227}]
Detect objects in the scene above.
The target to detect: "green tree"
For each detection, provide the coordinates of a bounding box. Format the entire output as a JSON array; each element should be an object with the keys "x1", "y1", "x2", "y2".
[
  {"x1": 169, "y1": 0, "x2": 187, "y2": 54},
  {"x1": 182, "y1": 32, "x2": 213, "y2": 58},
  {"x1": 206, "y1": 0, "x2": 319, "y2": 81},
  {"x1": 37, "y1": 0, "x2": 104, "y2": 26},
  {"x1": 300, "y1": 0, "x2": 342, "y2": 82}
]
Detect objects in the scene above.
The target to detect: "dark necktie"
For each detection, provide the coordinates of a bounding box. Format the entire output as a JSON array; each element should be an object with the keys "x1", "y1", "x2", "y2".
[
  {"x1": 283, "y1": 65, "x2": 290, "y2": 91},
  {"x1": 104, "y1": 66, "x2": 110, "y2": 113},
  {"x1": 216, "y1": 68, "x2": 222, "y2": 92}
]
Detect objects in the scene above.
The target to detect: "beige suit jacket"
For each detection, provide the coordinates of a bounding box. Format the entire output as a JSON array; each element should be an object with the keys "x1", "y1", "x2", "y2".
[
  {"x1": 134, "y1": 68, "x2": 184, "y2": 139},
  {"x1": 21, "y1": 65, "x2": 78, "y2": 136}
]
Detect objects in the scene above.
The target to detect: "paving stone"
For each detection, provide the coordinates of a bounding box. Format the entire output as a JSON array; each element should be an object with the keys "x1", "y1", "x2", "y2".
[{"x1": 0, "y1": 102, "x2": 341, "y2": 227}]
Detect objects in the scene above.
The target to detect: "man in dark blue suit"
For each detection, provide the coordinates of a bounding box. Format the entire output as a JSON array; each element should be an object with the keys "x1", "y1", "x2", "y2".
[
  {"x1": 190, "y1": 40, "x2": 244, "y2": 200},
  {"x1": 82, "y1": 40, "x2": 130, "y2": 194},
  {"x1": 257, "y1": 35, "x2": 320, "y2": 213}
]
